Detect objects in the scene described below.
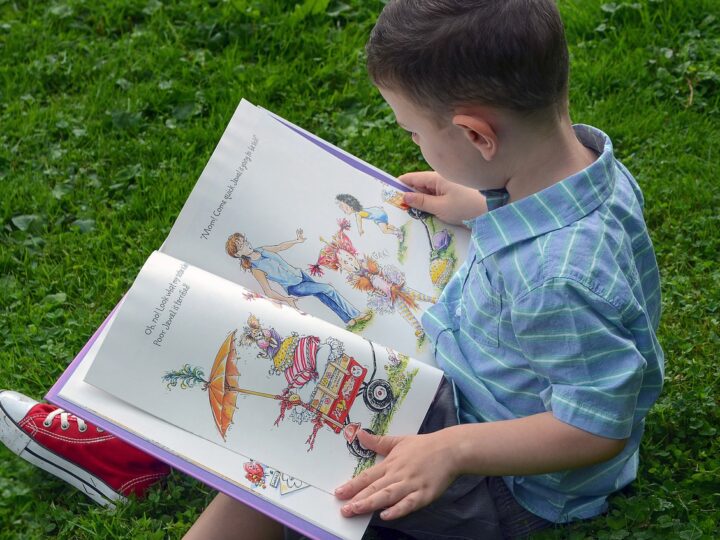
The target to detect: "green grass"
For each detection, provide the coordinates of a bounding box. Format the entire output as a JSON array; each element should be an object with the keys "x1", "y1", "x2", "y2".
[{"x1": 1, "y1": 0, "x2": 718, "y2": 538}]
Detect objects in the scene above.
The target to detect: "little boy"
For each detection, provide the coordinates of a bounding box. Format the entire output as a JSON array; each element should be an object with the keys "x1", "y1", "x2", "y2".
[
  {"x1": 2, "y1": 1, "x2": 664, "y2": 538},
  {"x1": 187, "y1": 1, "x2": 664, "y2": 538}
]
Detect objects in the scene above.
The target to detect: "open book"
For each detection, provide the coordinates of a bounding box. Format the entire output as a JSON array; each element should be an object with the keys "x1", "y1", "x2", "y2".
[{"x1": 47, "y1": 100, "x2": 470, "y2": 540}]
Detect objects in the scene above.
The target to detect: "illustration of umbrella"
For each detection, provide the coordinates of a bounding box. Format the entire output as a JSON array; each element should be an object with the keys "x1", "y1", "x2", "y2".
[
  {"x1": 207, "y1": 330, "x2": 241, "y2": 440},
  {"x1": 161, "y1": 328, "x2": 380, "y2": 455},
  {"x1": 162, "y1": 330, "x2": 302, "y2": 441},
  {"x1": 161, "y1": 331, "x2": 241, "y2": 440}
]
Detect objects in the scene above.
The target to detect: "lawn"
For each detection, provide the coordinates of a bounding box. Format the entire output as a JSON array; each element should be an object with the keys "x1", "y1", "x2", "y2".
[{"x1": 0, "y1": 0, "x2": 718, "y2": 538}]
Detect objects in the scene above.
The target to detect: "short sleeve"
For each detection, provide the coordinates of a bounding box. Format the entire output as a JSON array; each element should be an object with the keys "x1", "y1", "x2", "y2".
[{"x1": 510, "y1": 278, "x2": 644, "y2": 439}]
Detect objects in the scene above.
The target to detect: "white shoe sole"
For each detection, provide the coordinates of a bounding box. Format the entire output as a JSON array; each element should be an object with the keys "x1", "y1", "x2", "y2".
[{"x1": 0, "y1": 400, "x2": 126, "y2": 508}]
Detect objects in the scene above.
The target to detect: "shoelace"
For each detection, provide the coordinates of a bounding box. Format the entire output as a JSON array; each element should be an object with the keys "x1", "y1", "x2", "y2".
[{"x1": 43, "y1": 408, "x2": 104, "y2": 433}]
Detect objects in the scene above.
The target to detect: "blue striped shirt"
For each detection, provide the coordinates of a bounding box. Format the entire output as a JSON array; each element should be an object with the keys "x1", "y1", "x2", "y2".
[{"x1": 422, "y1": 125, "x2": 664, "y2": 523}]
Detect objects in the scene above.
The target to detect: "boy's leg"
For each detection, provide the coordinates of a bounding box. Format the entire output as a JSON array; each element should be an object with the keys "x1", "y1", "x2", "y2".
[
  {"x1": 489, "y1": 476, "x2": 554, "y2": 538},
  {"x1": 0, "y1": 390, "x2": 169, "y2": 507},
  {"x1": 184, "y1": 492, "x2": 283, "y2": 540}
]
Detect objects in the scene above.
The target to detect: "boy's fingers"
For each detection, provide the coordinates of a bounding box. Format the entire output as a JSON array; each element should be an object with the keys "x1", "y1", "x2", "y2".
[
  {"x1": 335, "y1": 463, "x2": 386, "y2": 499},
  {"x1": 403, "y1": 191, "x2": 441, "y2": 214},
  {"x1": 342, "y1": 481, "x2": 410, "y2": 517},
  {"x1": 399, "y1": 172, "x2": 437, "y2": 194},
  {"x1": 397, "y1": 171, "x2": 423, "y2": 185},
  {"x1": 356, "y1": 429, "x2": 402, "y2": 456},
  {"x1": 379, "y1": 492, "x2": 425, "y2": 521},
  {"x1": 398, "y1": 171, "x2": 434, "y2": 184}
]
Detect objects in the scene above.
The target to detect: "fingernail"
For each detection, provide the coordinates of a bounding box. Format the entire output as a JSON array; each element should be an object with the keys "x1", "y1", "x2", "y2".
[
  {"x1": 403, "y1": 192, "x2": 416, "y2": 203},
  {"x1": 380, "y1": 510, "x2": 390, "y2": 519},
  {"x1": 342, "y1": 504, "x2": 351, "y2": 513},
  {"x1": 335, "y1": 486, "x2": 345, "y2": 496}
]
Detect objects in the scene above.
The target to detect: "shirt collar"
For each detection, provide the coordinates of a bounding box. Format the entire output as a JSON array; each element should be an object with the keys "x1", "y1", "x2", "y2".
[{"x1": 468, "y1": 125, "x2": 616, "y2": 260}]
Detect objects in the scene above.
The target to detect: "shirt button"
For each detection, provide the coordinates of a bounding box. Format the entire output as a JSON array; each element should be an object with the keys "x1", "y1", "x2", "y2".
[{"x1": 455, "y1": 306, "x2": 462, "y2": 317}]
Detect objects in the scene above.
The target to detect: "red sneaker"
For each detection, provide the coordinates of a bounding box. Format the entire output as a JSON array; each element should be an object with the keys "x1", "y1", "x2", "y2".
[{"x1": 0, "y1": 390, "x2": 170, "y2": 508}]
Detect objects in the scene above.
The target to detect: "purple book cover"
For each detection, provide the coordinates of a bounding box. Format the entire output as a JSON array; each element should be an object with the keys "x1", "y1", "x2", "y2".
[{"x1": 45, "y1": 104, "x2": 420, "y2": 540}]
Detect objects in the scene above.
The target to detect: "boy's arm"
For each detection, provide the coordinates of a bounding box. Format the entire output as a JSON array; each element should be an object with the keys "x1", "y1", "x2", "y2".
[
  {"x1": 263, "y1": 228, "x2": 306, "y2": 253},
  {"x1": 338, "y1": 278, "x2": 646, "y2": 520},
  {"x1": 400, "y1": 171, "x2": 488, "y2": 225},
  {"x1": 336, "y1": 414, "x2": 627, "y2": 520}
]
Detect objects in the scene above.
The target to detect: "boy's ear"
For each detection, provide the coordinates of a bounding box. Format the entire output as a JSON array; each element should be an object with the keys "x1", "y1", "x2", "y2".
[{"x1": 452, "y1": 114, "x2": 498, "y2": 161}]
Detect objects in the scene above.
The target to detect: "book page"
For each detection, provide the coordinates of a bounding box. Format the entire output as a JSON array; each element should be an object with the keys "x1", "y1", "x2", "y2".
[
  {"x1": 57, "y1": 310, "x2": 370, "y2": 540},
  {"x1": 84, "y1": 251, "x2": 443, "y2": 493},
  {"x1": 160, "y1": 99, "x2": 469, "y2": 365}
]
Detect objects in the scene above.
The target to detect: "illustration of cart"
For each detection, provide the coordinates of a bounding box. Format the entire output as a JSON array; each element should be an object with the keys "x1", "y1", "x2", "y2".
[
  {"x1": 301, "y1": 351, "x2": 394, "y2": 457},
  {"x1": 163, "y1": 331, "x2": 395, "y2": 458}
]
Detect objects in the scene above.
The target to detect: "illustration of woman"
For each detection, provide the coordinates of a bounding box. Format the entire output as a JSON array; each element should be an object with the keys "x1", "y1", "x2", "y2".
[
  {"x1": 310, "y1": 220, "x2": 436, "y2": 339},
  {"x1": 225, "y1": 229, "x2": 370, "y2": 329},
  {"x1": 336, "y1": 193, "x2": 403, "y2": 241}
]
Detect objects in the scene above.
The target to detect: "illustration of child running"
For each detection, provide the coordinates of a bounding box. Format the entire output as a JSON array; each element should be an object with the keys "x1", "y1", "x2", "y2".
[
  {"x1": 225, "y1": 229, "x2": 371, "y2": 329},
  {"x1": 310, "y1": 220, "x2": 435, "y2": 338},
  {"x1": 336, "y1": 193, "x2": 403, "y2": 241}
]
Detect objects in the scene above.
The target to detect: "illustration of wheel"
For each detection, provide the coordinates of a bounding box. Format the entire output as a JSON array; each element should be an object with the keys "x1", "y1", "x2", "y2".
[
  {"x1": 363, "y1": 379, "x2": 394, "y2": 413},
  {"x1": 347, "y1": 428, "x2": 376, "y2": 459}
]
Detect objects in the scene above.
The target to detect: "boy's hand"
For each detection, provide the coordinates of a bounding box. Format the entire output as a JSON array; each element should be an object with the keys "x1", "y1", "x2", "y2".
[
  {"x1": 400, "y1": 171, "x2": 487, "y2": 226},
  {"x1": 335, "y1": 429, "x2": 458, "y2": 521}
]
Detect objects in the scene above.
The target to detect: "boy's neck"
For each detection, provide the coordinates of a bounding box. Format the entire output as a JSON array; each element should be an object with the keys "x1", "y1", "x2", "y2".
[{"x1": 502, "y1": 114, "x2": 597, "y2": 203}]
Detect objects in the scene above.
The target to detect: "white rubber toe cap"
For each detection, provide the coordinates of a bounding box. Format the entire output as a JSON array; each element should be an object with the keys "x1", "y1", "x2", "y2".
[{"x1": 0, "y1": 390, "x2": 38, "y2": 424}]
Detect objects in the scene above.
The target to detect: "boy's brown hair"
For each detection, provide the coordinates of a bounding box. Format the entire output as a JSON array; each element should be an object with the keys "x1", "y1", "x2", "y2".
[
  {"x1": 366, "y1": 0, "x2": 569, "y2": 115},
  {"x1": 226, "y1": 232, "x2": 252, "y2": 270},
  {"x1": 225, "y1": 233, "x2": 245, "y2": 258}
]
